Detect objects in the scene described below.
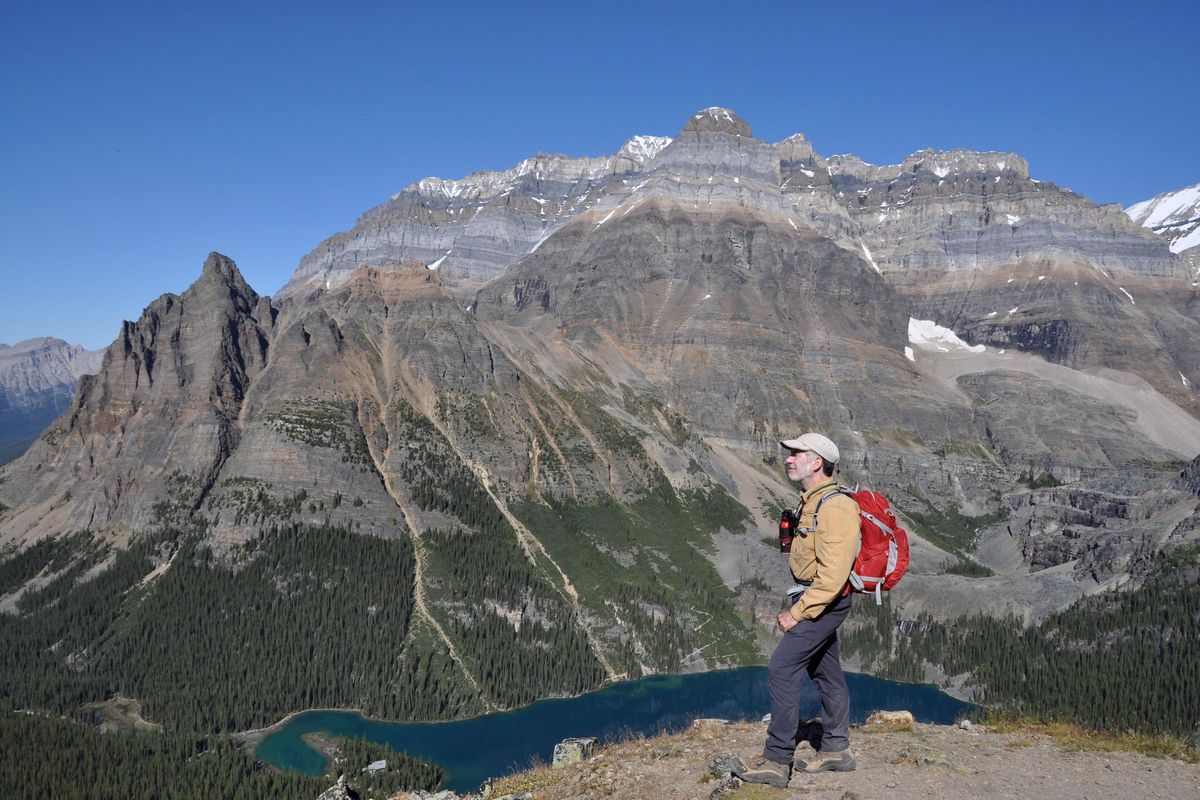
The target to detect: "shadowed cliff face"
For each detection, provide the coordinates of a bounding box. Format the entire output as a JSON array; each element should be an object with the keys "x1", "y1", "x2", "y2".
[
  {"x1": 474, "y1": 197, "x2": 946, "y2": 451},
  {"x1": 206, "y1": 259, "x2": 639, "y2": 548}
]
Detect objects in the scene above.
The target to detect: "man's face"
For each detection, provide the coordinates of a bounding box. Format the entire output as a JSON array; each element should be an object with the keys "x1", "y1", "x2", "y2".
[{"x1": 784, "y1": 448, "x2": 817, "y2": 482}]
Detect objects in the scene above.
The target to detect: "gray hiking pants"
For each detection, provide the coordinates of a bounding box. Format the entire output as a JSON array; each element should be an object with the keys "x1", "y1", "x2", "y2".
[{"x1": 763, "y1": 593, "x2": 852, "y2": 763}]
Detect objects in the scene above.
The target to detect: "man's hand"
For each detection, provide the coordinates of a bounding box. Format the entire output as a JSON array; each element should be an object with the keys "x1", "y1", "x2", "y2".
[{"x1": 776, "y1": 611, "x2": 798, "y2": 632}]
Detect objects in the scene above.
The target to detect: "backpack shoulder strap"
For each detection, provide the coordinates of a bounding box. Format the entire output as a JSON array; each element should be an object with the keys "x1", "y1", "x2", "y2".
[{"x1": 810, "y1": 485, "x2": 855, "y2": 529}]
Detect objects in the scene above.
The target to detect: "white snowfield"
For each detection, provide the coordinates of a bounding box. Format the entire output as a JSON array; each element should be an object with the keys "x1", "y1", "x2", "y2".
[
  {"x1": 1172, "y1": 225, "x2": 1200, "y2": 254},
  {"x1": 621, "y1": 135, "x2": 672, "y2": 164},
  {"x1": 1126, "y1": 182, "x2": 1200, "y2": 254},
  {"x1": 907, "y1": 317, "x2": 985, "y2": 354}
]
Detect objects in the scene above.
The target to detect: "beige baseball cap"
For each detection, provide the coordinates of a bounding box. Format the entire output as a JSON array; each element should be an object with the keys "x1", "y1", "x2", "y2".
[{"x1": 779, "y1": 432, "x2": 840, "y2": 465}]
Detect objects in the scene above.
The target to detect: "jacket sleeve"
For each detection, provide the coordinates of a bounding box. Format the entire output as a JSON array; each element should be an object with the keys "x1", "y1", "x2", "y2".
[{"x1": 789, "y1": 494, "x2": 859, "y2": 621}]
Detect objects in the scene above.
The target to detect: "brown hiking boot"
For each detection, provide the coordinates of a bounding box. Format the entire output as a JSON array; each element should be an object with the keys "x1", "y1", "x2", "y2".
[
  {"x1": 796, "y1": 748, "x2": 856, "y2": 773},
  {"x1": 733, "y1": 755, "x2": 791, "y2": 788}
]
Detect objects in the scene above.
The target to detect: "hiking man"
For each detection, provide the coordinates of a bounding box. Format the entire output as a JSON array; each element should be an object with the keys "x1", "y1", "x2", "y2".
[{"x1": 738, "y1": 432, "x2": 859, "y2": 787}]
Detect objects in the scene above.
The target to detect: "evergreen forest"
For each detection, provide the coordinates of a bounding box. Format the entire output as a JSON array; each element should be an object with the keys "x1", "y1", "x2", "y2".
[
  {"x1": 332, "y1": 736, "x2": 445, "y2": 796},
  {"x1": 842, "y1": 545, "x2": 1200, "y2": 737},
  {"x1": 0, "y1": 711, "x2": 329, "y2": 800},
  {"x1": 0, "y1": 524, "x2": 493, "y2": 733}
]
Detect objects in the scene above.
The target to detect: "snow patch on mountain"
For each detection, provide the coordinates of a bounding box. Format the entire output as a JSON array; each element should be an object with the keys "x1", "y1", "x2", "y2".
[
  {"x1": 1126, "y1": 182, "x2": 1200, "y2": 254},
  {"x1": 400, "y1": 152, "x2": 620, "y2": 204},
  {"x1": 697, "y1": 107, "x2": 736, "y2": 124},
  {"x1": 860, "y1": 243, "x2": 882, "y2": 274},
  {"x1": 908, "y1": 318, "x2": 985, "y2": 353},
  {"x1": 619, "y1": 135, "x2": 672, "y2": 164}
]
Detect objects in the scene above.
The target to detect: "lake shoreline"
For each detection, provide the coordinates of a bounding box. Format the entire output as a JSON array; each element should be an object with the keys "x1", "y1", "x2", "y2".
[
  {"x1": 251, "y1": 667, "x2": 972, "y2": 792},
  {"x1": 241, "y1": 663, "x2": 967, "y2": 751}
]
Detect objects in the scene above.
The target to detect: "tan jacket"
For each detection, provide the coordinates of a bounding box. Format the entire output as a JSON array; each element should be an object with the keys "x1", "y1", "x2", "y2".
[{"x1": 787, "y1": 481, "x2": 860, "y2": 621}]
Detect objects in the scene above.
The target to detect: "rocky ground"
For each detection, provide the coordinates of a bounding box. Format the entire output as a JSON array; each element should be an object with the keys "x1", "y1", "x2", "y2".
[{"x1": 364, "y1": 716, "x2": 1200, "y2": 800}]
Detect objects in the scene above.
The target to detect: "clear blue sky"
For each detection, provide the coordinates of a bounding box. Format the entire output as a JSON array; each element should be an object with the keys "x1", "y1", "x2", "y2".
[{"x1": 2, "y1": 0, "x2": 1197, "y2": 350}]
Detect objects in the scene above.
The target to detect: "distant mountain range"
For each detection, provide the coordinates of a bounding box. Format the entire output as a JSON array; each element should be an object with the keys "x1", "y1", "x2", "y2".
[
  {"x1": 1, "y1": 108, "x2": 1197, "y2": 734},
  {"x1": 0, "y1": 338, "x2": 103, "y2": 465}
]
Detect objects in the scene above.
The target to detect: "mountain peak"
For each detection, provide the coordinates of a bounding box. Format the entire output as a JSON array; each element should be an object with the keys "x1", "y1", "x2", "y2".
[
  {"x1": 201, "y1": 251, "x2": 239, "y2": 279},
  {"x1": 1126, "y1": 182, "x2": 1200, "y2": 255},
  {"x1": 777, "y1": 131, "x2": 815, "y2": 160},
  {"x1": 192, "y1": 252, "x2": 258, "y2": 306},
  {"x1": 681, "y1": 107, "x2": 752, "y2": 137},
  {"x1": 618, "y1": 135, "x2": 672, "y2": 164},
  {"x1": 0, "y1": 336, "x2": 70, "y2": 353}
]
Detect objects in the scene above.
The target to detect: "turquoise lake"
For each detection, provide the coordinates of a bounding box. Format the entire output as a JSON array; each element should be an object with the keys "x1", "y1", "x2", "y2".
[{"x1": 256, "y1": 667, "x2": 971, "y2": 793}]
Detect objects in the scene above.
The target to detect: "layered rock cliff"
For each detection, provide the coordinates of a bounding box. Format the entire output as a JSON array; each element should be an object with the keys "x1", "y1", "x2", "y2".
[
  {"x1": 280, "y1": 136, "x2": 672, "y2": 298},
  {"x1": 282, "y1": 109, "x2": 1197, "y2": 412},
  {"x1": 2, "y1": 108, "x2": 1198, "y2": 729}
]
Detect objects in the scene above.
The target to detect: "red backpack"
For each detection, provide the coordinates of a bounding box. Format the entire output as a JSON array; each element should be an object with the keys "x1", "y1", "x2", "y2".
[{"x1": 812, "y1": 487, "x2": 910, "y2": 603}]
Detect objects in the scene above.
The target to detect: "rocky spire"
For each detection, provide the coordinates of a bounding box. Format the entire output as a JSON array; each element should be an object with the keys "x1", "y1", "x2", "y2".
[{"x1": 0, "y1": 253, "x2": 275, "y2": 538}]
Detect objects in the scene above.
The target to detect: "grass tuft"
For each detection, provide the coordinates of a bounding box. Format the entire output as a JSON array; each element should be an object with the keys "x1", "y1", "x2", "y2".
[
  {"x1": 982, "y1": 711, "x2": 1199, "y2": 762},
  {"x1": 488, "y1": 760, "x2": 564, "y2": 796},
  {"x1": 862, "y1": 721, "x2": 915, "y2": 734}
]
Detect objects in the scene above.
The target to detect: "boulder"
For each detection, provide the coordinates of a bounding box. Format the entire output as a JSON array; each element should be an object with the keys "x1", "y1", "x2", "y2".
[
  {"x1": 316, "y1": 775, "x2": 358, "y2": 800},
  {"x1": 552, "y1": 736, "x2": 598, "y2": 767}
]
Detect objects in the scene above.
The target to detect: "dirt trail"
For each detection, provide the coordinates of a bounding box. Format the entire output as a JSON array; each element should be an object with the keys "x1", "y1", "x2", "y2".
[{"x1": 486, "y1": 719, "x2": 1200, "y2": 800}]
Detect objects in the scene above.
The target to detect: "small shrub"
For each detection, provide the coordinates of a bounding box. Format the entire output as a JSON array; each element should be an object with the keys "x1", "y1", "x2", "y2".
[
  {"x1": 945, "y1": 559, "x2": 994, "y2": 577},
  {"x1": 1021, "y1": 471, "x2": 1062, "y2": 489}
]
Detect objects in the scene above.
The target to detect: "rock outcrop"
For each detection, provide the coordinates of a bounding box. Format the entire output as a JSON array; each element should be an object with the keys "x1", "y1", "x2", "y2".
[
  {"x1": 315, "y1": 775, "x2": 358, "y2": 800},
  {"x1": 551, "y1": 737, "x2": 598, "y2": 767},
  {"x1": 1180, "y1": 454, "x2": 1200, "y2": 496},
  {"x1": 362, "y1": 718, "x2": 1200, "y2": 800}
]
